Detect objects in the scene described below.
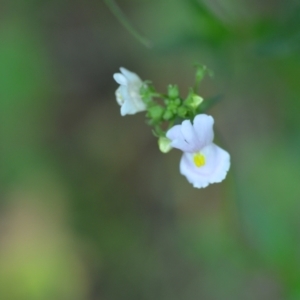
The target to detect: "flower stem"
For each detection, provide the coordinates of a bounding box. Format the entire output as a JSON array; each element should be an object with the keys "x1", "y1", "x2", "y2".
[{"x1": 104, "y1": 0, "x2": 152, "y2": 48}]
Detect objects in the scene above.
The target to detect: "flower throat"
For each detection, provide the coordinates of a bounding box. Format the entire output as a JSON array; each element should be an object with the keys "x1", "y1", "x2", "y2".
[{"x1": 193, "y1": 153, "x2": 206, "y2": 167}]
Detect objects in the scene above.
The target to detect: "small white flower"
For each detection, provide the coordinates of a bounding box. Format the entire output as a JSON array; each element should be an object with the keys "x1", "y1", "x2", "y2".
[
  {"x1": 113, "y1": 67, "x2": 147, "y2": 116},
  {"x1": 166, "y1": 114, "x2": 230, "y2": 188}
]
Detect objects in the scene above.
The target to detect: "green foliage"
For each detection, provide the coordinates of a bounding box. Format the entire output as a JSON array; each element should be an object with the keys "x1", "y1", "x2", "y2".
[
  {"x1": 167, "y1": 84, "x2": 179, "y2": 99},
  {"x1": 0, "y1": 16, "x2": 53, "y2": 185},
  {"x1": 141, "y1": 65, "x2": 217, "y2": 139},
  {"x1": 3, "y1": 0, "x2": 300, "y2": 299}
]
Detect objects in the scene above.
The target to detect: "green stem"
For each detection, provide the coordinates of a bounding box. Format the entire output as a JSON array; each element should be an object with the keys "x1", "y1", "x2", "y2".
[
  {"x1": 152, "y1": 93, "x2": 167, "y2": 98},
  {"x1": 104, "y1": 0, "x2": 152, "y2": 48}
]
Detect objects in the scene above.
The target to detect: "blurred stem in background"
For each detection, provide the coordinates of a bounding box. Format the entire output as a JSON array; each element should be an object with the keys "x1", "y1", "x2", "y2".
[{"x1": 104, "y1": 0, "x2": 152, "y2": 48}]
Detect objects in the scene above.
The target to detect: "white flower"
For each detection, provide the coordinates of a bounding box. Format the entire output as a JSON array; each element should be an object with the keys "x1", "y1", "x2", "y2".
[
  {"x1": 113, "y1": 67, "x2": 147, "y2": 116},
  {"x1": 166, "y1": 114, "x2": 230, "y2": 188}
]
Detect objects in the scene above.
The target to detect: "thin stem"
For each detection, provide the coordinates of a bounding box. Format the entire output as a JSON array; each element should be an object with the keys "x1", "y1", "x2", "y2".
[
  {"x1": 104, "y1": 0, "x2": 152, "y2": 48},
  {"x1": 152, "y1": 93, "x2": 167, "y2": 98}
]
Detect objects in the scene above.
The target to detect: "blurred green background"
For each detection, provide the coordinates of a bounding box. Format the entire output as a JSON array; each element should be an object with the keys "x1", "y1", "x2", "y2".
[{"x1": 1, "y1": 0, "x2": 300, "y2": 299}]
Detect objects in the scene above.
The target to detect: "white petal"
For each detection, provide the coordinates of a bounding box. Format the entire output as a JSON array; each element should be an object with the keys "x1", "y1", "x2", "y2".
[
  {"x1": 113, "y1": 73, "x2": 127, "y2": 85},
  {"x1": 166, "y1": 125, "x2": 195, "y2": 152},
  {"x1": 166, "y1": 114, "x2": 216, "y2": 153},
  {"x1": 193, "y1": 114, "x2": 214, "y2": 148},
  {"x1": 179, "y1": 143, "x2": 230, "y2": 188},
  {"x1": 120, "y1": 67, "x2": 142, "y2": 83},
  {"x1": 166, "y1": 125, "x2": 182, "y2": 140},
  {"x1": 132, "y1": 95, "x2": 147, "y2": 111},
  {"x1": 120, "y1": 101, "x2": 132, "y2": 116},
  {"x1": 180, "y1": 120, "x2": 199, "y2": 151},
  {"x1": 120, "y1": 95, "x2": 138, "y2": 115}
]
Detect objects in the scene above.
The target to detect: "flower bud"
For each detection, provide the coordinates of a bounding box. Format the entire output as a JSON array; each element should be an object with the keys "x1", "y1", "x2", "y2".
[
  {"x1": 190, "y1": 95, "x2": 203, "y2": 109},
  {"x1": 177, "y1": 106, "x2": 187, "y2": 118},
  {"x1": 158, "y1": 137, "x2": 172, "y2": 153},
  {"x1": 147, "y1": 106, "x2": 164, "y2": 121},
  {"x1": 168, "y1": 85, "x2": 179, "y2": 99},
  {"x1": 195, "y1": 65, "x2": 207, "y2": 83},
  {"x1": 163, "y1": 110, "x2": 173, "y2": 120}
]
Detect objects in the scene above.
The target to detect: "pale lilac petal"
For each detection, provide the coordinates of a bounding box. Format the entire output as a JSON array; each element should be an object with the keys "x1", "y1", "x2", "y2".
[
  {"x1": 193, "y1": 114, "x2": 214, "y2": 148},
  {"x1": 120, "y1": 67, "x2": 141, "y2": 83},
  {"x1": 171, "y1": 139, "x2": 195, "y2": 152},
  {"x1": 179, "y1": 143, "x2": 230, "y2": 188},
  {"x1": 166, "y1": 114, "x2": 216, "y2": 153},
  {"x1": 166, "y1": 125, "x2": 182, "y2": 140},
  {"x1": 166, "y1": 125, "x2": 195, "y2": 152},
  {"x1": 180, "y1": 120, "x2": 200, "y2": 151},
  {"x1": 113, "y1": 73, "x2": 127, "y2": 85},
  {"x1": 204, "y1": 144, "x2": 230, "y2": 184}
]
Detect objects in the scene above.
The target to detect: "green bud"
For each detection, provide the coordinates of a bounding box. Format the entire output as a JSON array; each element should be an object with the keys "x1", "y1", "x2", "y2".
[
  {"x1": 177, "y1": 106, "x2": 187, "y2": 118},
  {"x1": 174, "y1": 98, "x2": 181, "y2": 106},
  {"x1": 163, "y1": 110, "x2": 173, "y2": 120},
  {"x1": 168, "y1": 85, "x2": 179, "y2": 99},
  {"x1": 158, "y1": 137, "x2": 172, "y2": 153},
  {"x1": 184, "y1": 88, "x2": 203, "y2": 110},
  {"x1": 190, "y1": 95, "x2": 203, "y2": 109},
  {"x1": 195, "y1": 65, "x2": 207, "y2": 84},
  {"x1": 148, "y1": 105, "x2": 164, "y2": 120},
  {"x1": 168, "y1": 102, "x2": 178, "y2": 113}
]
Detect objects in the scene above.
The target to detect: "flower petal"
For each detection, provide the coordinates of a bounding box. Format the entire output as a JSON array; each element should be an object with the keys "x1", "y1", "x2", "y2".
[
  {"x1": 180, "y1": 120, "x2": 199, "y2": 151},
  {"x1": 120, "y1": 67, "x2": 141, "y2": 83},
  {"x1": 166, "y1": 114, "x2": 216, "y2": 153},
  {"x1": 120, "y1": 93, "x2": 138, "y2": 115},
  {"x1": 121, "y1": 99, "x2": 135, "y2": 116},
  {"x1": 179, "y1": 143, "x2": 230, "y2": 188},
  {"x1": 113, "y1": 73, "x2": 127, "y2": 85},
  {"x1": 193, "y1": 114, "x2": 214, "y2": 148},
  {"x1": 166, "y1": 125, "x2": 195, "y2": 152}
]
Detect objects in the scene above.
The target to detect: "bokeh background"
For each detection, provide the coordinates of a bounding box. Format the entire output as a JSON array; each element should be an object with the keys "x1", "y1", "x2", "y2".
[{"x1": 1, "y1": 0, "x2": 300, "y2": 299}]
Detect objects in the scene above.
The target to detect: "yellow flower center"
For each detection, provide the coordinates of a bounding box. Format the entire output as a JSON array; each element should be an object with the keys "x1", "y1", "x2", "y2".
[{"x1": 193, "y1": 153, "x2": 206, "y2": 167}]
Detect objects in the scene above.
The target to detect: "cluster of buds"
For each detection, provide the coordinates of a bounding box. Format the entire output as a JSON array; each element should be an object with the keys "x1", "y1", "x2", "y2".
[{"x1": 113, "y1": 66, "x2": 230, "y2": 188}]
